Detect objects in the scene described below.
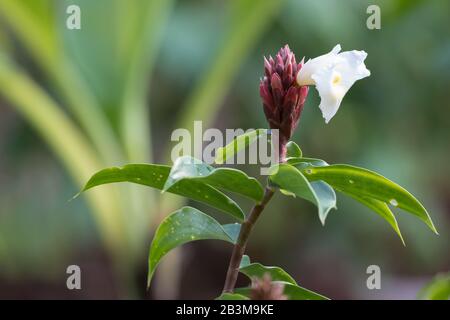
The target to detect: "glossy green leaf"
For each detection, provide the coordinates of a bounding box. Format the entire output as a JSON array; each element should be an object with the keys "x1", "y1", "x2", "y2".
[
  {"x1": 290, "y1": 160, "x2": 406, "y2": 243},
  {"x1": 286, "y1": 141, "x2": 302, "y2": 158},
  {"x1": 239, "y1": 255, "x2": 297, "y2": 285},
  {"x1": 147, "y1": 206, "x2": 240, "y2": 286},
  {"x1": 269, "y1": 164, "x2": 337, "y2": 225},
  {"x1": 222, "y1": 223, "x2": 242, "y2": 242},
  {"x1": 215, "y1": 129, "x2": 268, "y2": 164},
  {"x1": 300, "y1": 164, "x2": 437, "y2": 234},
  {"x1": 163, "y1": 156, "x2": 264, "y2": 202},
  {"x1": 345, "y1": 193, "x2": 405, "y2": 245},
  {"x1": 281, "y1": 282, "x2": 329, "y2": 300},
  {"x1": 235, "y1": 282, "x2": 328, "y2": 300},
  {"x1": 216, "y1": 293, "x2": 249, "y2": 300},
  {"x1": 418, "y1": 273, "x2": 450, "y2": 300},
  {"x1": 288, "y1": 157, "x2": 329, "y2": 167},
  {"x1": 79, "y1": 164, "x2": 245, "y2": 221}
]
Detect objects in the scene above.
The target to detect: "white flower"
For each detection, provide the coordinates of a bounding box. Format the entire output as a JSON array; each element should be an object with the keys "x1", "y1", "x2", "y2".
[{"x1": 296, "y1": 44, "x2": 370, "y2": 123}]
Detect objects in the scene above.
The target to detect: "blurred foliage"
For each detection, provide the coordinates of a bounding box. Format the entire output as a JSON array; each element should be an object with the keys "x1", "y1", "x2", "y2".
[
  {"x1": 418, "y1": 272, "x2": 450, "y2": 300},
  {"x1": 0, "y1": 0, "x2": 449, "y2": 299},
  {"x1": 0, "y1": 0, "x2": 284, "y2": 297}
]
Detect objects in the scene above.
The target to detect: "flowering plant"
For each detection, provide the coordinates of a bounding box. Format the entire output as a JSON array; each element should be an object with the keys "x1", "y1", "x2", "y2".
[{"x1": 78, "y1": 45, "x2": 437, "y2": 300}]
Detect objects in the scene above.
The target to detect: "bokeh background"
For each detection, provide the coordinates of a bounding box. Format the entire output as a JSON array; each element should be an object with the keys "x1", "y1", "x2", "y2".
[{"x1": 0, "y1": 0, "x2": 449, "y2": 299}]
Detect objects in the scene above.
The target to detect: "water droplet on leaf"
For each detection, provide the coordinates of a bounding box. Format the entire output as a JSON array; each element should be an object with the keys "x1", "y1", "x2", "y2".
[{"x1": 389, "y1": 199, "x2": 398, "y2": 207}]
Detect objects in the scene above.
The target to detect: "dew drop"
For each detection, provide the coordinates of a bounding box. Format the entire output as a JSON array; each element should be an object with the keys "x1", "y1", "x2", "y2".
[
  {"x1": 349, "y1": 179, "x2": 354, "y2": 184},
  {"x1": 305, "y1": 169, "x2": 312, "y2": 174},
  {"x1": 389, "y1": 199, "x2": 398, "y2": 207}
]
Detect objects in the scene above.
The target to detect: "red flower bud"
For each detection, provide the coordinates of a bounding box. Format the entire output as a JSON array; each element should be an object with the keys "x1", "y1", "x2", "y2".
[{"x1": 259, "y1": 45, "x2": 309, "y2": 145}]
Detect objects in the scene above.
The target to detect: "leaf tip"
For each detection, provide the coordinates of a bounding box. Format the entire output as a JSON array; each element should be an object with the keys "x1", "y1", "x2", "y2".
[
  {"x1": 319, "y1": 216, "x2": 326, "y2": 226},
  {"x1": 161, "y1": 182, "x2": 172, "y2": 194},
  {"x1": 426, "y1": 219, "x2": 439, "y2": 235},
  {"x1": 397, "y1": 231, "x2": 406, "y2": 247},
  {"x1": 146, "y1": 270, "x2": 155, "y2": 290},
  {"x1": 68, "y1": 191, "x2": 82, "y2": 202}
]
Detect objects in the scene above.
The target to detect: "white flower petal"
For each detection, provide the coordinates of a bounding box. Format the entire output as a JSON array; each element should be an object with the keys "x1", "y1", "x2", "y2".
[
  {"x1": 311, "y1": 67, "x2": 344, "y2": 123},
  {"x1": 296, "y1": 44, "x2": 341, "y2": 86},
  {"x1": 296, "y1": 44, "x2": 370, "y2": 123}
]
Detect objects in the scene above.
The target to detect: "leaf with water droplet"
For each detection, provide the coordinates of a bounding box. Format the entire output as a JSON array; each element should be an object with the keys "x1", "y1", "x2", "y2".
[
  {"x1": 389, "y1": 199, "x2": 398, "y2": 207},
  {"x1": 300, "y1": 164, "x2": 437, "y2": 234},
  {"x1": 147, "y1": 206, "x2": 241, "y2": 288},
  {"x1": 344, "y1": 193, "x2": 405, "y2": 245}
]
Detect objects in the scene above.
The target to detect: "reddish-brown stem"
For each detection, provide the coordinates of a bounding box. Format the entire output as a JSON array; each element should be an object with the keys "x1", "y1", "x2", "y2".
[
  {"x1": 222, "y1": 138, "x2": 287, "y2": 293},
  {"x1": 222, "y1": 186, "x2": 275, "y2": 293}
]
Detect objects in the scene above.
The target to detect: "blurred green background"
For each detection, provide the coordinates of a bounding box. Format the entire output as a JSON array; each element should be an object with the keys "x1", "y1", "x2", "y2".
[{"x1": 0, "y1": 0, "x2": 448, "y2": 299}]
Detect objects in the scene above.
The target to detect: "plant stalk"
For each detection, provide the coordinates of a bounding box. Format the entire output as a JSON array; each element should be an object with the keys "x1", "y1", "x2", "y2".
[
  {"x1": 222, "y1": 186, "x2": 275, "y2": 293},
  {"x1": 222, "y1": 136, "x2": 288, "y2": 293}
]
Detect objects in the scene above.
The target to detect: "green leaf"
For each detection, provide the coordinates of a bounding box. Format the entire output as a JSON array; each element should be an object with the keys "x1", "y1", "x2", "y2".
[
  {"x1": 288, "y1": 157, "x2": 329, "y2": 167},
  {"x1": 222, "y1": 223, "x2": 242, "y2": 242},
  {"x1": 289, "y1": 160, "x2": 410, "y2": 243},
  {"x1": 216, "y1": 293, "x2": 249, "y2": 300},
  {"x1": 345, "y1": 193, "x2": 405, "y2": 245},
  {"x1": 235, "y1": 282, "x2": 328, "y2": 300},
  {"x1": 281, "y1": 282, "x2": 329, "y2": 300},
  {"x1": 300, "y1": 164, "x2": 438, "y2": 234},
  {"x1": 147, "y1": 206, "x2": 240, "y2": 287},
  {"x1": 418, "y1": 273, "x2": 450, "y2": 300},
  {"x1": 269, "y1": 164, "x2": 337, "y2": 225},
  {"x1": 79, "y1": 164, "x2": 245, "y2": 221},
  {"x1": 163, "y1": 156, "x2": 264, "y2": 202},
  {"x1": 215, "y1": 129, "x2": 268, "y2": 164},
  {"x1": 239, "y1": 255, "x2": 297, "y2": 285},
  {"x1": 286, "y1": 141, "x2": 302, "y2": 158}
]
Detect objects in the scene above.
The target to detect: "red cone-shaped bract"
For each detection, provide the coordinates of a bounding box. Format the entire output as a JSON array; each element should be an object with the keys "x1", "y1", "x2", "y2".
[
  {"x1": 260, "y1": 45, "x2": 309, "y2": 145},
  {"x1": 250, "y1": 274, "x2": 287, "y2": 300}
]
